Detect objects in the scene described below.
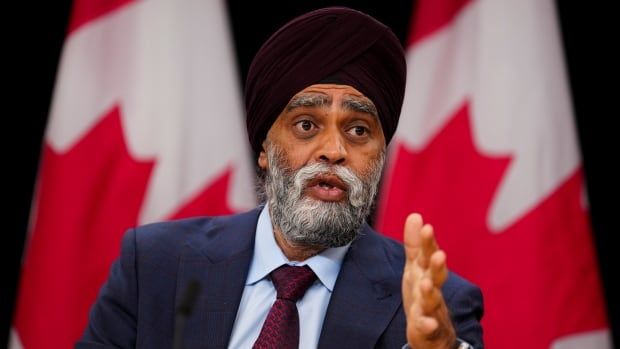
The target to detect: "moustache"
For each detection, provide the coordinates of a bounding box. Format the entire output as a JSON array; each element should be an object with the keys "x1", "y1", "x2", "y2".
[{"x1": 291, "y1": 163, "x2": 366, "y2": 208}]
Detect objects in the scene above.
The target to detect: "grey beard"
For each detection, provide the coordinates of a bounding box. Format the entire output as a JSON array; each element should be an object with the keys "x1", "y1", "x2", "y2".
[{"x1": 264, "y1": 144, "x2": 385, "y2": 249}]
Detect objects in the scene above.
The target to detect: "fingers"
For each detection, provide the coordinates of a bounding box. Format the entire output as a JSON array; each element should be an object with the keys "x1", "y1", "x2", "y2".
[
  {"x1": 402, "y1": 213, "x2": 456, "y2": 347},
  {"x1": 418, "y1": 223, "x2": 437, "y2": 269},
  {"x1": 413, "y1": 315, "x2": 440, "y2": 338},
  {"x1": 408, "y1": 312, "x2": 453, "y2": 345},
  {"x1": 401, "y1": 271, "x2": 414, "y2": 318},
  {"x1": 407, "y1": 278, "x2": 455, "y2": 345},
  {"x1": 429, "y1": 250, "x2": 448, "y2": 286},
  {"x1": 419, "y1": 277, "x2": 442, "y2": 314},
  {"x1": 404, "y1": 215, "x2": 440, "y2": 268},
  {"x1": 403, "y1": 213, "x2": 448, "y2": 286},
  {"x1": 403, "y1": 213, "x2": 437, "y2": 260},
  {"x1": 408, "y1": 301, "x2": 443, "y2": 341},
  {"x1": 403, "y1": 213, "x2": 423, "y2": 262}
]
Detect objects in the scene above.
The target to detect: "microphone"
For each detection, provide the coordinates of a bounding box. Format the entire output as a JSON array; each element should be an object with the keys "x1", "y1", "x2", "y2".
[{"x1": 172, "y1": 280, "x2": 201, "y2": 349}]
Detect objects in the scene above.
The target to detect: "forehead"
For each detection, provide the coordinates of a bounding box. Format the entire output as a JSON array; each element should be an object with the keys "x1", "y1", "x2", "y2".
[
  {"x1": 292, "y1": 83, "x2": 367, "y2": 99},
  {"x1": 265, "y1": 82, "x2": 383, "y2": 137},
  {"x1": 283, "y1": 84, "x2": 378, "y2": 118}
]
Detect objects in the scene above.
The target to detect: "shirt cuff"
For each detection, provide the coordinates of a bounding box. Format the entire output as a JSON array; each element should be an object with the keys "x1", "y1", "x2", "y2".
[{"x1": 402, "y1": 338, "x2": 474, "y2": 349}]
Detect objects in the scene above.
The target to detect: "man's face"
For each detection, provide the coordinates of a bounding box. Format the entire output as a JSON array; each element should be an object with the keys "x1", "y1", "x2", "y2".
[
  {"x1": 259, "y1": 84, "x2": 386, "y2": 182},
  {"x1": 259, "y1": 84, "x2": 386, "y2": 248}
]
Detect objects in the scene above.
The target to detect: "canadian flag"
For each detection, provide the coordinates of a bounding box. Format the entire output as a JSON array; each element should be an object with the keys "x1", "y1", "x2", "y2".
[
  {"x1": 376, "y1": 0, "x2": 611, "y2": 348},
  {"x1": 11, "y1": 0, "x2": 254, "y2": 348}
]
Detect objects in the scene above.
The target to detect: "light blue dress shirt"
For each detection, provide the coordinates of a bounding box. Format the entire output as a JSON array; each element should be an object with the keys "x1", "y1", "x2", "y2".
[{"x1": 227, "y1": 205, "x2": 350, "y2": 349}]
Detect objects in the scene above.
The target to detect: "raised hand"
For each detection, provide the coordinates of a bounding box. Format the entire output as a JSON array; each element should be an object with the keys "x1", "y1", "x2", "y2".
[{"x1": 402, "y1": 213, "x2": 456, "y2": 349}]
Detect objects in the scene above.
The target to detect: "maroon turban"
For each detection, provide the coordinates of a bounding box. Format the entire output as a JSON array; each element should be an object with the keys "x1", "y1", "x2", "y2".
[{"x1": 245, "y1": 7, "x2": 407, "y2": 156}]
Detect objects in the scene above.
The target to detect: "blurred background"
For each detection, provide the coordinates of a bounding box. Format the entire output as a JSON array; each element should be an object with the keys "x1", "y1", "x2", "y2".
[{"x1": 4, "y1": 0, "x2": 617, "y2": 348}]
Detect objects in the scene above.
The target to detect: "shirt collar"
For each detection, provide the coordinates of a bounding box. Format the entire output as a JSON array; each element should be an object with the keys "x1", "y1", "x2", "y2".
[{"x1": 246, "y1": 204, "x2": 349, "y2": 292}]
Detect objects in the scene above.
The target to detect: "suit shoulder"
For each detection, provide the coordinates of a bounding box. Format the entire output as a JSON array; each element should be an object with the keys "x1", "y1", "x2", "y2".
[
  {"x1": 443, "y1": 271, "x2": 483, "y2": 309},
  {"x1": 362, "y1": 227, "x2": 406, "y2": 270},
  {"x1": 128, "y1": 208, "x2": 261, "y2": 255},
  {"x1": 377, "y1": 234, "x2": 405, "y2": 260},
  {"x1": 132, "y1": 216, "x2": 216, "y2": 246},
  {"x1": 445, "y1": 272, "x2": 480, "y2": 293}
]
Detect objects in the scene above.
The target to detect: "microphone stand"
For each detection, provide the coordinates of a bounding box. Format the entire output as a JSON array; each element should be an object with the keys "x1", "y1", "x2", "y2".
[{"x1": 172, "y1": 280, "x2": 201, "y2": 349}]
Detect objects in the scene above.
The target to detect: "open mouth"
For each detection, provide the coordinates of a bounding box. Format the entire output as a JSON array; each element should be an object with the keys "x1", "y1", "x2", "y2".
[
  {"x1": 305, "y1": 174, "x2": 347, "y2": 201},
  {"x1": 307, "y1": 174, "x2": 347, "y2": 190}
]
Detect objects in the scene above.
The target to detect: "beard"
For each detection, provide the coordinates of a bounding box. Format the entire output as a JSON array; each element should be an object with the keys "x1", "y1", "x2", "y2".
[{"x1": 263, "y1": 143, "x2": 385, "y2": 249}]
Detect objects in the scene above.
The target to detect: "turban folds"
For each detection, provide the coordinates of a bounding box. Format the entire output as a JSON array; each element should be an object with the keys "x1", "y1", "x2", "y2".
[{"x1": 245, "y1": 7, "x2": 407, "y2": 155}]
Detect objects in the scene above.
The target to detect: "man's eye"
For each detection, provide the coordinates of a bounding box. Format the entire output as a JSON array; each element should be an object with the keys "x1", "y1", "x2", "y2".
[
  {"x1": 348, "y1": 125, "x2": 368, "y2": 137},
  {"x1": 295, "y1": 120, "x2": 315, "y2": 132}
]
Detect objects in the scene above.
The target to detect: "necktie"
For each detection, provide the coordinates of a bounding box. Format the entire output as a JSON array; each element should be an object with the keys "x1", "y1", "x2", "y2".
[{"x1": 253, "y1": 265, "x2": 317, "y2": 349}]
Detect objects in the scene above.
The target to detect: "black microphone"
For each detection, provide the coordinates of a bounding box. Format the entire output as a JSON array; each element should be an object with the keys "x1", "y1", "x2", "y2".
[{"x1": 172, "y1": 280, "x2": 201, "y2": 349}]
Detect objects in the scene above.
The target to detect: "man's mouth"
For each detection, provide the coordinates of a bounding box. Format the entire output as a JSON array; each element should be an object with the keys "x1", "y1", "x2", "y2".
[{"x1": 305, "y1": 174, "x2": 347, "y2": 201}]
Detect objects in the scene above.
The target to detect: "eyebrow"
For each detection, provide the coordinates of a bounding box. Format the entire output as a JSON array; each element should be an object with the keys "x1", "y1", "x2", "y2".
[
  {"x1": 287, "y1": 94, "x2": 331, "y2": 111},
  {"x1": 342, "y1": 96, "x2": 378, "y2": 118},
  {"x1": 287, "y1": 93, "x2": 378, "y2": 118}
]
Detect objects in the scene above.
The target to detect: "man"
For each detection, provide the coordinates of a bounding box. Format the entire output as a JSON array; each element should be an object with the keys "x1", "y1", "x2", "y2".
[{"x1": 78, "y1": 7, "x2": 483, "y2": 349}]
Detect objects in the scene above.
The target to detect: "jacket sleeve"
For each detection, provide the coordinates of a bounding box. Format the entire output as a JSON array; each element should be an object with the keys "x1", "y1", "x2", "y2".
[
  {"x1": 446, "y1": 278, "x2": 484, "y2": 349},
  {"x1": 75, "y1": 228, "x2": 139, "y2": 349}
]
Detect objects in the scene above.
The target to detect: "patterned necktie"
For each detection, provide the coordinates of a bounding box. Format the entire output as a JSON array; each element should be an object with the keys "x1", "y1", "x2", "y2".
[{"x1": 253, "y1": 265, "x2": 317, "y2": 349}]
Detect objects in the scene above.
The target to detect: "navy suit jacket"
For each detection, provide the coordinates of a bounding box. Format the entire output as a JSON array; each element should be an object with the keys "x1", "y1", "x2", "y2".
[{"x1": 77, "y1": 208, "x2": 483, "y2": 348}]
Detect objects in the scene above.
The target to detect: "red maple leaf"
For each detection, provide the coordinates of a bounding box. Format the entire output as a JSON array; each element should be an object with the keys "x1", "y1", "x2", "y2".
[
  {"x1": 14, "y1": 104, "x2": 236, "y2": 348},
  {"x1": 376, "y1": 102, "x2": 608, "y2": 348},
  {"x1": 15, "y1": 105, "x2": 155, "y2": 348}
]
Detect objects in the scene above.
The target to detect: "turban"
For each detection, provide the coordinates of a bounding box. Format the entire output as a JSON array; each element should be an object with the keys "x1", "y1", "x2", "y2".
[{"x1": 245, "y1": 7, "x2": 407, "y2": 156}]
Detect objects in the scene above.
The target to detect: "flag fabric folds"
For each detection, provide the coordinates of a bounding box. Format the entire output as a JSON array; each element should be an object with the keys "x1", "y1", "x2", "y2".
[
  {"x1": 11, "y1": 0, "x2": 254, "y2": 348},
  {"x1": 376, "y1": 0, "x2": 611, "y2": 347}
]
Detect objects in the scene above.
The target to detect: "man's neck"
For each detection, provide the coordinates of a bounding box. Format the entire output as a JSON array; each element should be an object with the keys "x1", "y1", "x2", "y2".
[{"x1": 273, "y1": 229, "x2": 325, "y2": 262}]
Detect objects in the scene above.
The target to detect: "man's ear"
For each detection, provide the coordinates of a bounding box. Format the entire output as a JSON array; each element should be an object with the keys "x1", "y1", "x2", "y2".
[{"x1": 258, "y1": 142, "x2": 268, "y2": 170}]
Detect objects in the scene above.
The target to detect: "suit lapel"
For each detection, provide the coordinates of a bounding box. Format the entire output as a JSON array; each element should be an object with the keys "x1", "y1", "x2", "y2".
[
  {"x1": 318, "y1": 224, "x2": 403, "y2": 349},
  {"x1": 174, "y1": 208, "x2": 261, "y2": 349}
]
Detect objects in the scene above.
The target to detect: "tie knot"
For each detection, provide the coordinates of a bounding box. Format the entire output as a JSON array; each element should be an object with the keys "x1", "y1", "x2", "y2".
[{"x1": 270, "y1": 265, "x2": 317, "y2": 301}]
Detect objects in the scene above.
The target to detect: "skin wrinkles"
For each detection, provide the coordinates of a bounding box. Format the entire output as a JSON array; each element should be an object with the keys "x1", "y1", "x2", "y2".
[{"x1": 287, "y1": 92, "x2": 378, "y2": 118}]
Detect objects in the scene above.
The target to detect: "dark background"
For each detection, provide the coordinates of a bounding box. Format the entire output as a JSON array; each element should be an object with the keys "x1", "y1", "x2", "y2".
[{"x1": 4, "y1": 1, "x2": 617, "y2": 347}]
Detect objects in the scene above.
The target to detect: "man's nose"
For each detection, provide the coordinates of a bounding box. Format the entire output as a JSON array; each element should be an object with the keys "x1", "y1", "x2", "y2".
[{"x1": 317, "y1": 128, "x2": 347, "y2": 165}]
